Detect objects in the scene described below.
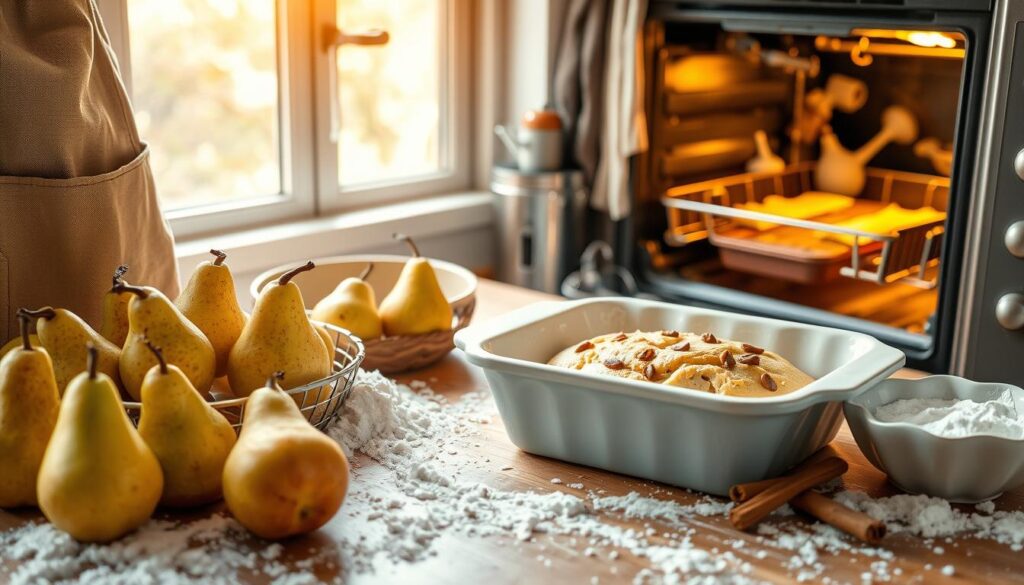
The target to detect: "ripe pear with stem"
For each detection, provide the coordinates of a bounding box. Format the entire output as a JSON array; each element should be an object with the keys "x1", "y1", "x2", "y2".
[
  {"x1": 37, "y1": 345, "x2": 163, "y2": 542},
  {"x1": 378, "y1": 234, "x2": 452, "y2": 336},
  {"x1": 19, "y1": 307, "x2": 122, "y2": 395},
  {"x1": 227, "y1": 262, "x2": 331, "y2": 397},
  {"x1": 223, "y1": 372, "x2": 349, "y2": 539},
  {"x1": 117, "y1": 284, "x2": 216, "y2": 401},
  {"x1": 138, "y1": 341, "x2": 236, "y2": 507},
  {"x1": 99, "y1": 264, "x2": 132, "y2": 346},
  {"x1": 175, "y1": 249, "x2": 247, "y2": 377},
  {"x1": 0, "y1": 333, "x2": 39, "y2": 360},
  {"x1": 0, "y1": 313, "x2": 60, "y2": 508},
  {"x1": 312, "y1": 263, "x2": 382, "y2": 341}
]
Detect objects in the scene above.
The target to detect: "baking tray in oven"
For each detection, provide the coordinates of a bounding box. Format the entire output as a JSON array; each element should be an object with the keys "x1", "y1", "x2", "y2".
[{"x1": 661, "y1": 163, "x2": 949, "y2": 287}]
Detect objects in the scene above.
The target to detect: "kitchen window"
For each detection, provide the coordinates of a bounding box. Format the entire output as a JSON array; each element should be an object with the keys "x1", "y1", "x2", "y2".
[{"x1": 99, "y1": 0, "x2": 471, "y2": 238}]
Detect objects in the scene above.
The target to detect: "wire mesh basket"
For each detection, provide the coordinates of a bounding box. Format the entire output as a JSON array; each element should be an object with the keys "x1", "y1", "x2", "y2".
[{"x1": 123, "y1": 320, "x2": 365, "y2": 433}]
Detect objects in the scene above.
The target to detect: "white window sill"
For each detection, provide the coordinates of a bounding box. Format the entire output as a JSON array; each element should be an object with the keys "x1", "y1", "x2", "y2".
[{"x1": 175, "y1": 192, "x2": 494, "y2": 277}]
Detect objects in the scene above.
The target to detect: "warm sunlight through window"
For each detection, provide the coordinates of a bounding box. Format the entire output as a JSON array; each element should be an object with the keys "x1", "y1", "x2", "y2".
[
  {"x1": 128, "y1": 0, "x2": 281, "y2": 211},
  {"x1": 336, "y1": 0, "x2": 442, "y2": 187}
]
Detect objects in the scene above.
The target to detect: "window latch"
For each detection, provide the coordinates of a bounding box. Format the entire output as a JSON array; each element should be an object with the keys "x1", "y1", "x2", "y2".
[{"x1": 325, "y1": 27, "x2": 390, "y2": 143}]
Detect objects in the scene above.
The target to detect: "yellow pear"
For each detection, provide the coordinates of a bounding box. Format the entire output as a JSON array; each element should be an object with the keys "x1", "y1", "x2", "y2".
[
  {"x1": 37, "y1": 345, "x2": 163, "y2": 542},
  {"x1": 175, "y1": 249, "x2": 247, "y2": 377},
  {"x1": 0, "y1": 333, "x2": 39, "y2": 359},
  {"x1": 20, "y1": 307, "x2": 122, "y2": 395},
  {"x1": 311, "y1": 263, "x2": 382, "y2": 341},
  {"x1": 117, "y1": 284, "x2": 216, "y2": 401},
  {"x1": 315, "y1": 324, "x2": 335, "y2": 358},
  {"x1": 378, "y1": 234, "x2": 452, "y2": 336},
  {"x1": 99, "y1": 264, "x2": 132, "y2": 346},
  {"x1": 0, "y1": 313, "x2": 60, "y2": 508},
  {"x1": 137, "y1": 341, "x2": 236, "y2": 507},
  {"x1": 223, "y1": 373, "x2": 349, "y2": 539},
  {"x1": 227, "y1": 262, "x2": 331, "y2": 397}
]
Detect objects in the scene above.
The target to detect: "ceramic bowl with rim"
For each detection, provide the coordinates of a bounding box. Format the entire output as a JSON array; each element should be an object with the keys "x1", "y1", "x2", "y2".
[
  {"x1": 251, "y1": 255, "x2": 478, "y2": 374},
  {"x1": 844, "y1": 375, "x2": 1024, "y2": 503}
]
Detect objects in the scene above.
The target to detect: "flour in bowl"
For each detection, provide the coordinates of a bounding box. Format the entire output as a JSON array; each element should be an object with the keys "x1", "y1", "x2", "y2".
[{"x1": 872, "y1": 389, "x2": 1024, "y2": 439}]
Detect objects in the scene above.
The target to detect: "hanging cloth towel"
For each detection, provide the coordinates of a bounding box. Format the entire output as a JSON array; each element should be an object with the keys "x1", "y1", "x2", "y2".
[
  {"x1": 0, "y1": 0, "x2": 179, "y2": 340},
  {"x1": 553, "y1": 0, "x2": 648, "y2": 221}
]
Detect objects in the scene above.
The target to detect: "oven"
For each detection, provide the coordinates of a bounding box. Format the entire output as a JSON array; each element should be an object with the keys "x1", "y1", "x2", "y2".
[{"x1": 626, "y1": 0, "x2": 1024, "y2": 383}]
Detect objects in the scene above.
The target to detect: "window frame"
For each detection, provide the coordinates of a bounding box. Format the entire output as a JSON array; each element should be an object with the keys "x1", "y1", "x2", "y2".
[
  {"x1": 311, "y1": 0, "x2": 473, "y2": 213},
  {"x1": 97, "y1": 0, "x2": 473, "y2": 237}
]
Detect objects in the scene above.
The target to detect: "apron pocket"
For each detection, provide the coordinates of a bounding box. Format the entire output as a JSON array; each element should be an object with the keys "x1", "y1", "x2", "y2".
[{"x1": 0, "y1": 146, "x2": 178, "y2": 337}]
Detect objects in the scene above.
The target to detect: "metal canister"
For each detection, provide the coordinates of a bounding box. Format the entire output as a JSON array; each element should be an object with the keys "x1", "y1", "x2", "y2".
[{"x1": 490, "y1": 165, "x2": 587, "y2": 293}]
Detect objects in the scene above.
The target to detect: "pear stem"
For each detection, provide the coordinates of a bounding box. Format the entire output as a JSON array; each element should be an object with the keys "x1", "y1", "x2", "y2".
[
  {"x1": 19, "y1": 307, "x2": 57, "y2": 321},
  {"x1": 265, "y1": 371, "x2": 285, "y2": 389},
  {"x1": 111, "y1": 283, "x2": 149, "y2": 298},
  {"x1": 359, "y1": 263, "x2": 374, "y2": 281},
  {"x1": 86, "y1": 343, "x2": 98, "y2": 379},
  {"x1": 210, "y1": 249, "x2": 227, "y2": 266},
  {"x1": 393, "y1": 233, "x2": 421, "y2": 257},
  {"x1": 279, "y1": 261, "x2": 315, "y2": 285},
  {"x1": 112, "y1": 264, "x2": 129, "y2": 287},
  {"x1": 143, "y1": 339, "x2": 169, "y2": 375},
  {"x1": 17, "y1": 312, "x2": 32, "y2": 351}
]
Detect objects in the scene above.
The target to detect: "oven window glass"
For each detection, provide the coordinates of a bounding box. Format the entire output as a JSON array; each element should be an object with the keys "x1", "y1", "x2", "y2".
[{"x1": 645, "y1": 23, "x2": 967, "y2": 353}]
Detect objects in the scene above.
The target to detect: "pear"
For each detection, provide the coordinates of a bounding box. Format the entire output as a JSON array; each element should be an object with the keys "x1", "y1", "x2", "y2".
[
  {"x1": 138, "y1": 341, "x2": 236, "y2": 507},
  {"x1": 311, "y1": 263, "x2": 382, "y2": 341},
  {"x1": 37, "y1": 345, "x2": 163, "y2": 542},
  {"x1": 99, "y1": 264, "x2": 132, "y2": 346},
  {"x1": 315, "y1": 324, "x2": 335, "y2": 358},
  {"x1": 0, "y1": 313, "x2": 60, "y2": 508},
  {"x1": 116, "y1": 284, "x2": 216, "y2": 401},
  {"x1": 0, "y1": 333, "x2": 39, "y2": 359},
  {"x1": 20, "y1": 307, "x2": 122, "y2": 395},
  {"x1": 223, "y1": 373, "x2": 349, "y2": 539},
  {"x1": 227, "y1": 262, "x2": 331, "y2": 398},
  {"x1": 378, "y1": 234, "x2": 452, "y2": 336},
  {"x1": 175, "y1": 249, "x2": 247, "y2": 377}
]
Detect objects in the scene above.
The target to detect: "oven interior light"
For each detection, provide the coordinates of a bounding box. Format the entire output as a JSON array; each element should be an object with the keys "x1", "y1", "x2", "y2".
[
  {"x1": 905, "y1": 32, "x2": 957, "y2": 49},
  {"x1": 850, "y1": 29, "x2": 961, "y2": 49}
]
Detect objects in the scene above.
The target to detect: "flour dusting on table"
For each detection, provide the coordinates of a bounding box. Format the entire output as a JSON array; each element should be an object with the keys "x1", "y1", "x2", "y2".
[{"x1": 4, "y1": 371, "x2": 1024, "y2": 584}]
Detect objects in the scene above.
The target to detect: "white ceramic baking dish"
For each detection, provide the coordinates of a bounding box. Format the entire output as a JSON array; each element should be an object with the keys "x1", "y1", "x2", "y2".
[{"x1": 454, "y1": 297, "x2": 905, "y2": 496}]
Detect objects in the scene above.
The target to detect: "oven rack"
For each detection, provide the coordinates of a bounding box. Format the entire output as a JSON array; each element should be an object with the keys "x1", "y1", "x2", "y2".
[{"x1": 660, "y1": 163, "x2": 949, "y2": 288}]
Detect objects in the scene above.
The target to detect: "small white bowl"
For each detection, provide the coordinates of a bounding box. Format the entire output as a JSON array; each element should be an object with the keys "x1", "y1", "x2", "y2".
[{"x1": 844, "y1": 375, "x2": 1024, "y2": 503}]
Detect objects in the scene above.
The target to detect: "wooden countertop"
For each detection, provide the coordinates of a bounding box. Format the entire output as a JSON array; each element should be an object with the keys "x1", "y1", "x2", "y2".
[{"x1": 3, "y1": 279, "x2": 1022, "y2": 584}]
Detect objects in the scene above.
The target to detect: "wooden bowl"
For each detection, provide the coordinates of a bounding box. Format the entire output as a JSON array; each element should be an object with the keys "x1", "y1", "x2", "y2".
[{"x1": 250, "y1": 255, "x2": 477, "y2": 375}]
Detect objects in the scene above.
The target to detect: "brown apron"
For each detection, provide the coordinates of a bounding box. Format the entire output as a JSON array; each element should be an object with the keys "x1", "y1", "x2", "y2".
[{"x1": 0, "y1": 0, "x2": 179, "y2": 340}]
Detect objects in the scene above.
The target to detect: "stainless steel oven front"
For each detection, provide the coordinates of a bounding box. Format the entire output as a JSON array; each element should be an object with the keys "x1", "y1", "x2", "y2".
[{"x1": 626, "y1": 0, "x2": 1024, "y2": 384}]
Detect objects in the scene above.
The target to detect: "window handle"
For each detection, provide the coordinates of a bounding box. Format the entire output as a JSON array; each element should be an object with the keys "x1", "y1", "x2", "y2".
[
  {"x1": 325, "y1": 27, "x2": 390, "y2": 143},
  {"x1": 325, "y1": 28, "x2": 390, "y2": 49}
]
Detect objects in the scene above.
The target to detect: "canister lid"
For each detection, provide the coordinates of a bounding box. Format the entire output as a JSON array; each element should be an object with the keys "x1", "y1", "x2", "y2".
[{"x1": 521, "y1": 109, "x2": 562, "y2": 130}]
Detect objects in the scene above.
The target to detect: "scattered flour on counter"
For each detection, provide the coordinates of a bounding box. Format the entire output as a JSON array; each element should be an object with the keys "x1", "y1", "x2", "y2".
[
  {"x1": 872, "y1": 389, "x2": 1024, "y2": 439},
  {"x1": 5, "y1": 370, "x2": 1024, "y2": 585},
  {"x1": 0, "y1": 515, "x2": 331, "y2": 585},
  {"x1": 835, "y1": 491, "x2": 1024, "y2": 550}
]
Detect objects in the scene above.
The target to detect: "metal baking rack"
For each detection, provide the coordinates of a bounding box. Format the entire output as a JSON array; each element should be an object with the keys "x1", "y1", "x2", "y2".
[{"x1": 660, "y1": 162, "x2": 948, "y2": 288}]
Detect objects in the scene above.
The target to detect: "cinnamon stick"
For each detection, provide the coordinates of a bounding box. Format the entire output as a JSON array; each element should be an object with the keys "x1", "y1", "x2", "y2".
[
  {"x1": 728, "y1": 456, "x2": 848, "y2": 531},
  {"x1": 729, "y1": 446, "x2": 842, "y2": 503},
  {"x1": 790, "y1": 491, "x2": 886, "y2": 544}
]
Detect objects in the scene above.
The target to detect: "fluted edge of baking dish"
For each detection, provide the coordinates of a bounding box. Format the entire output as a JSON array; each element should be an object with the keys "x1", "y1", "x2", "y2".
[{"x1": 455, "y1": 298, "x2": 905, "y2": 416}]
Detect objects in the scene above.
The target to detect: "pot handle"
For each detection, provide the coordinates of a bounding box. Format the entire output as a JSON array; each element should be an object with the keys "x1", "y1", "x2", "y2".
[{"x1": 494, "y1": 125, "x2": 521, "y2": 156}]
